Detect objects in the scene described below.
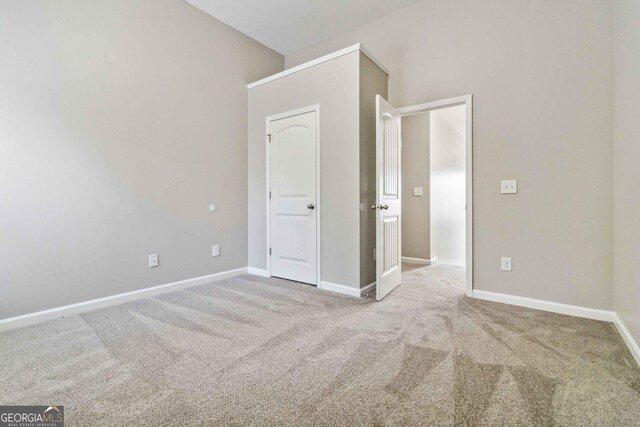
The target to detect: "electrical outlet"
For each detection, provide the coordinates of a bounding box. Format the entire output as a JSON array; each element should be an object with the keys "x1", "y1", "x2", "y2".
[
  {"x1": 148, "y1": 254, "x2": 159, "y2": 268},
  {"x1": 501, "y1": 257, "x2": 512, "y2": 271},
  {"x1": 413, "y1": 187, "x2": 423, "y2": 196},
  {"x1": 212, "y1": 245, "x2": 220, "y2": 257},
  {"x1": 501, "y1": 180, "x2": 518, "y2": 194}
]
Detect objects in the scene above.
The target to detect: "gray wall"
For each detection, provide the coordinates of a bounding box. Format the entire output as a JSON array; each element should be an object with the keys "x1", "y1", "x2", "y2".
[
  {"x1": 401, "y1": 113, "x2": 431, "y2": 261},
  {"x1": 248, "y1": 52, "x2": 361, "y2": 289},
  {"x1": 359, "y1": 53, "x2": 388, "y2": 287},
  {"x1": 0, "y1": 0, "x2": 283, "y2": 319},
  {"x1": 613, "y1": 0, "x2": 640, "y2": 347},
  {"x1": 286, "y1": 0, "x2": 614, "y2": 309}
]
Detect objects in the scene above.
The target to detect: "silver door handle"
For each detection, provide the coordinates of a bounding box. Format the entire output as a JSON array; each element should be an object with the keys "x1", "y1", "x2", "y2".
[
  {"x1": 371, "y1": 205, "x2": 378, "y2": 210},
  {"x1": 307, "y1": 204, "x2": 315, "y2": 210},
  {"x1": 380, "y1": 205, "x2": 389, "y2": 210}
]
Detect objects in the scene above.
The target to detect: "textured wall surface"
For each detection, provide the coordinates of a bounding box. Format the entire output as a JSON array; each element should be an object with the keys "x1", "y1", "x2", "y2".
[
  {"x1": 613, "y1": 0, "x2": 640, "y2": 348},
  {"x1": 401, "y1": 113, "x2": 431, "y2": 261},
  {"x1": 430, "y1": 107, "x2": 466, "y2": 266},
  {"x1": 286, "y1": 0, "x2": 614, "y2": 309},
  {"x1": 248, "y1": 52, "x2": 361, "y2": 289},
  {"x1": 0, "y1": 0, "x2": 283, "y2": 318}
]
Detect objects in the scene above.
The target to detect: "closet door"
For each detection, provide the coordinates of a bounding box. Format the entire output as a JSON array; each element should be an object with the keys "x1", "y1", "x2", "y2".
[{"x1": 269, "y1": 110, "x2": 318, "y2": 285}]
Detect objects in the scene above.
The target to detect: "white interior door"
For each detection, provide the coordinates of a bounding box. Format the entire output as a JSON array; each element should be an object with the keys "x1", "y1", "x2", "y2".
[
  {"x1": 269, "y1": 110, "x2": 317, "y2": 285},
  {"x1": 375, "y1": 95, "x2": 402, "y2": 300}
]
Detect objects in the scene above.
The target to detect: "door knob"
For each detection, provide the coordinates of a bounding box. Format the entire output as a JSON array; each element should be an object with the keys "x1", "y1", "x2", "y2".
[
  {"x1": 380, "y1": 205, "x2": 389, "y2": 210},
  {"x1": 307, "y1": 204, "x2": 315, "y2": 210},
  {"x1": 371, "y1": 205, "x2": 378, "y2": 210}
]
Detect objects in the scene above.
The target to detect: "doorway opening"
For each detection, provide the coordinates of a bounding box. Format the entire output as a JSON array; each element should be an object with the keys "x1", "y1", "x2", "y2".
[{"x1": 398, "y1": 96, "x2": 472, "y2": 297}]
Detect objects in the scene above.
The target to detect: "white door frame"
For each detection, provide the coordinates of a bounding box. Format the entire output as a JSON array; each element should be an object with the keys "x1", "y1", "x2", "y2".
[
  {"x1": 265, "y1": 104, "x2": 321, "y2": 285},
  {"x1": 397, "y1": 94, "x2": 473, "y2": 297}
]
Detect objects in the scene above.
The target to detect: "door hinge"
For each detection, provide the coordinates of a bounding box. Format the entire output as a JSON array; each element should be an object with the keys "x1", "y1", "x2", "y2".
[
  {"x1": 269, "y1": 191, "x2": 271, "y2": 199},
  {"x1": 269, "y1": 247, "x2": 272, "y2": 255},
  {"x1": 267, "y1": 134, "x2": 271, "y2": 143}
]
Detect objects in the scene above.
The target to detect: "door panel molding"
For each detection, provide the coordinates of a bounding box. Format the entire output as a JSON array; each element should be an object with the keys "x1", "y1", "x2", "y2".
[{"x1": 376, "y1": 95, "x2": 402, "y2": 300}]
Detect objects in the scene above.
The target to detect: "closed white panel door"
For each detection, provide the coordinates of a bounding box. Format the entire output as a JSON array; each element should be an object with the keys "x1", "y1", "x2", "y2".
[
  {"x1": 375, "y1": 95, "x2": 402, "y2": 300},
  {"x1": 269, "y1": 111, "x2": 317, "y2": 285}
]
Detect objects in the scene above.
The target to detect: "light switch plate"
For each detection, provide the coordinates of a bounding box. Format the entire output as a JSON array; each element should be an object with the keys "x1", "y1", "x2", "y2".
[
  {"x1": 501, "y1": 180, "x2": 518, "y2": 194},
  {"x1": 501, "y1": 257, "x2": 512, "y2": 271},
  {"x1": 413, "y1": 187, "x2": 423, "y2": 196}
]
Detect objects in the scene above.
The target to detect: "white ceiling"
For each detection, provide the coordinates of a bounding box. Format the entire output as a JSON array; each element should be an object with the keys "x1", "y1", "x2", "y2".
[{"x1": 184, "y1": 0, "x2": 422, "y2": 55}]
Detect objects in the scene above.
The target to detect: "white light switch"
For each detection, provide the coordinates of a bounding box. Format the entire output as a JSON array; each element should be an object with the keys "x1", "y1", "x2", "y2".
[
  {"x1": 212, "y1": 245, "x2": 220, "y2": 257},
  {"x1": 413, "y1": 187, "x2": 423, "y2": 196},
  {"x1": 149, "y1": 254, "x2": 159, "y2": 268},
  {"x1": 501, "y1": 180, "x2": 518, "y2": 194},
  {"x1": 501, "y1": 257, "x2": 512, "y2": 271}
]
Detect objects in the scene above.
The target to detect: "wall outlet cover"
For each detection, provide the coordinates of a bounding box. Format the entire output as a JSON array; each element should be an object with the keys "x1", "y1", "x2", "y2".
[
  {"x1": 148, "y1": 254, "x2": 159, "y2": 268},
  {"x1": 413, "y1": 187, "x2": 423, "y2": 196},
  {"x1": 501, "y1": 257, "x2": 512, "y2": 271},
  {"x1": 212, "y1": 245, "x2": 220, "y2": 257},
  {"x1": 501, "y1": 180, "x2": 518, "y2": 194}
]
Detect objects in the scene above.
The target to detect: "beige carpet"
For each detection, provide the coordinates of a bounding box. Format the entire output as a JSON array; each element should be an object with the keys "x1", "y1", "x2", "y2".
[{"x1": 1, "y1": 264, "x2": 639, "y2": 426}]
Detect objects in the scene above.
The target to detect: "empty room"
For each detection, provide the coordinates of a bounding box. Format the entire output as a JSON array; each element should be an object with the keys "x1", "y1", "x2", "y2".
[{"x1": 1, "y1": 0, "x2": 639, "y2": 425}]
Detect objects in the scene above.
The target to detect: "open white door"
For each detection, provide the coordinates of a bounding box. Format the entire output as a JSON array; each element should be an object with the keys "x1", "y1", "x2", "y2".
[{"x1": 375, "y1": 95, "x2": 402, "y2": 301}]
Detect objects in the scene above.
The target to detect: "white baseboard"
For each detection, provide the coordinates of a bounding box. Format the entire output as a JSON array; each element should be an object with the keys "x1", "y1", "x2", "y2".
[
  {"x1": 471, "y1": 290, "x2": 616, "y2": 322},
  {"x1": 612, "y1": 313, "x2": 640, "y2": 367},
  {"x1": 401, "y1": 256, "x2": 430, "y2": 266},
  {"x1": 247, "y1": 267, "x2": 269, "y2": 277},
  {"x1": 0, "y1": 267, "x2": 248, "y2": 332},
  {"x1": 472, "y1": 290, "x2": 639, "y2": 367},
  {"x1": 360, "y1": 281, "x2": 376, "y2": 296},
  {"x1": 319, "y1": 281, "x2": 361, "y2": 297}
]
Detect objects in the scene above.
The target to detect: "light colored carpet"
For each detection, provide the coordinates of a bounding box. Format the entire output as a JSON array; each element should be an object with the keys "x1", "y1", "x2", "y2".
[{"x1": 1, "y1": 264, "x2": 639, "y2": 426}]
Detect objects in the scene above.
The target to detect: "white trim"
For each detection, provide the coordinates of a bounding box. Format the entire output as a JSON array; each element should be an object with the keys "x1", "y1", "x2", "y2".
[
  {"x1": 401, "y1": 256, "x2": 434, "y2": 266},
  {"x1": 397, "y1": 95, "x2": 470, "y2": 116},
  {"x1": 398, "y1": 94, "x2": 473, "y2": 297},
  {"x1": 465, "y1": 96, "x2": 474, "y2": 298},
  {"x1": 613, "y1": 313, "x2": 640, "y2": 367},
  {"x1": 266, "y1": 105, "x2": 321, "y2": 286},
  {"x1": 472, "y1": 290, "x2": 616, "y2": 322},
  {"x1": 472, "y1": 290, "x2": 640, "y2": 365},
  {"x1": 319, "y1": 281, "x2": 361, "y2": 298},
  {"x1": 247, "y1": 43, "x2": 389, "y2": 89},
  {"x1": 0, "y1": 267, "x2": 248, "y2": 332},
  {"x1": 360, "y1": 282, "x2": 376, "y2": 296},
  {"x1": 358, "y1": 45, "x2": 390, "y2": 76},
  {"x1": 247, "y1": 267, "x2": 269, "y2": 277}
]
